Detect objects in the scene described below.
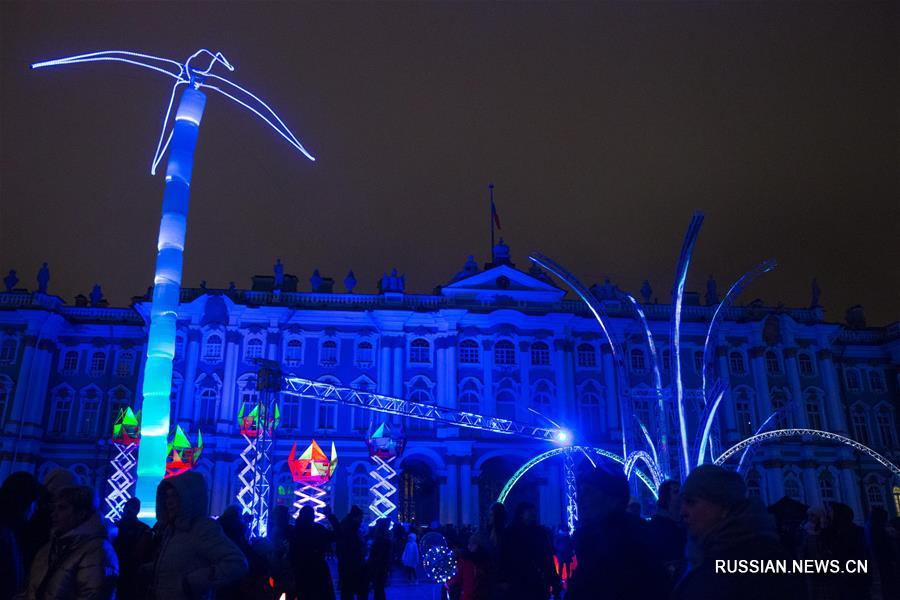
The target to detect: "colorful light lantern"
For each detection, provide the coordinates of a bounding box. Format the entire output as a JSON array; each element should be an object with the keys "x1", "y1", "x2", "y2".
[
  {"x1": 165, "y1": 425, "x2": 203, "y2": 479},
  {"x1": 288, "y1": 440, "x2": 337, "y2": 522},
  {"x1": 365, "y1": 422, "x2": 405, "y2": 523},
  {"x1": 104, "y1": 407, "x2": 141, "y2": 521}
]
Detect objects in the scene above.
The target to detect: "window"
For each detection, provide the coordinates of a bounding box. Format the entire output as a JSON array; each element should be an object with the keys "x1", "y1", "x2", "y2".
[
  {"x1": 169, "y1": 377, "x2": 180, "y2": 425},
  {"x1": 494, "y1": 341, "x2": 516, "y2": 366},
  {"x1": 459, "y1": 340, "x2": 480, "y2": 365},
  {"x1": 770, "y1": 389, "x2": 792, "y2": 428},
  {"x1": 729, "y1": 352, "x2": 746, "y2": 376},
  {"x1": 77, "y1": 387, "x2": 101, "y2": 437},
  {"x1": 851, "y1": 409, "x2": 870, "y2": 444},
  {"x1": 530, "y1": 342, "x2": 550, "y2": 366},
  {"x1": 866, "y1": 482, "x2": 885, "y2": 509},
  {"x1": 765, "y1": 351, "x2": 781, "y2": 375},
  {"x1": 199, "y1": 387, "x2": 219, "y2": 426},
  {"x1": 783, "y1": 477, "x2": 803, "y2": 501},
  {"x1": 116, "y1": 351, "x2": 135, "y2": 377},
  {"x1": 576, "y1": 344, "x2": 597, "y2": 368},
  {"x1": 50, "y1": 387, "x2": 73, "y2": 435},
  {"x1": 798, "y1": 353, "x2": 815, "y2": 377},
  {"x1": 694, "y1": 351, "x2": 704, "y2": 374},
  {"x1": 409, "y1": 338, "x2": 430, "y2": 364},
  {"x1": 579, "y1": 386, "x2": 604, "y2": 433},
  {"x1": 869, "y1": 370, "x2": 886, "y2": 393},
  {"x1": 844, "y1": 368, "x2": 861, "y2": 392},
  {"x1": 351, "y1": 378, "x2": 375, "y2": 432},
  {"x1": 0, "y1": 376, "x2": 12, "y2": 428},
  {"x1": 90, "y1": 351, "x2": 107, "y2": 376},
  {"x1": 0, "y1": 338, "x2": 17, "y2": 364},
  {"x1": 203, "y1": 334, "x2": 223, "y2": 362},
  {"x1": 531, "y1": 380, "x2": 553, "y2": 415},
  {"x1": 407, "y1": 383, "x2": 434, "y2": 431},
  {"x1": 237, "y1": 375, "x2": 259, "y2": 418},
  {"x1": 282, "y1": 396, "x2": 299, "y2": 430},
  {"x1": 818, "y1": 472, "x2": 837, "y2": 503},
  {"x1": 459, "y1": 380, "x2": 481, "y2": 414},
  {"x1": 320, "y1": 340, "x2": 338, "y2": 366},
  {"x1": 108, "y1": 386, "x2": 130, "y2": 435},
  {"x1": 877, "y1": 407, "x2": 896, "y2": 447},
  {"x1": 355, "y1": 341, "x2": 374, "y2": 367},
  {"x1": 630, "y1": 349, "x2": 646, "y2": 373},
  {"x1": 245, "y1": 338, "x2": 264, "y2": 361},
  {"x1": 317, "y1": 401, "x2": 336, "y2": 431},
  {"x1": 734, "y1": 389, "x2": 754, "y2": 438},
  {"x1": 495, "y1": 390, "x2": 516, "y2": 420},
  {"x1": 746, "y1": 471, "x2": 762, "y2": 500},
  {"x1": 285, "y1": 339, "x2": 303, "y2": 366},
  {"x1": 805, "y1": 390, "x2": 824, "y2": 430},
  {"x1": 351, "y1": 473, "x2": 369, "y2": 512},
  {"x1": 633, "y1": 398, "x2": 651, "y2": 428},
  {"x1": 62, "y1": 350, "x2": 79, "y2": 374}
]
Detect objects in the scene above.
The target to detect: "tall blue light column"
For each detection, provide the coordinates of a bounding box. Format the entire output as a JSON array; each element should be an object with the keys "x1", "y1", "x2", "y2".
[{"x1": 134, "y1": 87, "x2": 206, "y2": 520}]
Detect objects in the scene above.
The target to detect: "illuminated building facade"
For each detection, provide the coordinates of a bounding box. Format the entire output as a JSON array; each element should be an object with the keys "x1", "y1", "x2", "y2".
[{"x1": 1, "y1": 245, "x2": 898, "y2": 525}]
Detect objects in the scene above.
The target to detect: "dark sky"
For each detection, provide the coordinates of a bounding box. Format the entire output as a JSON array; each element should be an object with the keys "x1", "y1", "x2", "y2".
[{"x1": 2, "y1": 2, "x2": 898, "y2": 325}]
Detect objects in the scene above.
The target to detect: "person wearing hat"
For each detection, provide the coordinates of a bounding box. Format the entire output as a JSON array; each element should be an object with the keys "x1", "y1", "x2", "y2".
[{"x1": 673, "y1": 464, "x2": 803, "y2": 600}]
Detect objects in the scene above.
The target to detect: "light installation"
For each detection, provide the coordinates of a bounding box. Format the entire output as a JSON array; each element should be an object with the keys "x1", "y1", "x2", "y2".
[
  {"x1": 165, "y1": 425, "x2": 203, "y2": 479},
  {"x1": 104, "y1": 407, "x2": 140, "y2": 521},
  {"x1": 32, "y1": 49, "x2": 316, "y2": 521},
  {"x1": 365, "y1": 421, "x2": 406, "y2": 524},
  {"x1": 423, "y1": 544, "x2": 457, "y2": 584},
  {"x1": 288, "y1": 440, "x2": 337, "y2": 522},
  {"x1": 236, "y1": 401, "x2": 280, "y2": 538}
]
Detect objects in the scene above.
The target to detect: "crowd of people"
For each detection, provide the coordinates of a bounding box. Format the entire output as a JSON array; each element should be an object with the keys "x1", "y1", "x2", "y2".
[{"x1": 1, "y1": 464, "x2": 897, "y2": 600}]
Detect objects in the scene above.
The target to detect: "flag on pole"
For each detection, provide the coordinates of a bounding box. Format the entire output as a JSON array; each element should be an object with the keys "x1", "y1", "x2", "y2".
[{"x1": 491, "y1": 199, "x2": 502, "y2": 230}]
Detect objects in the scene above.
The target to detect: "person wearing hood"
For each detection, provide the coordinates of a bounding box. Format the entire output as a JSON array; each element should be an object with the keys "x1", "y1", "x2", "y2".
[
  {"x1": 148, "y1": 471, "x2": 247, "y2": 600},
  {"x1": 447, "y1": 532, "x2": 492, "y2": 600},
  {"x1": 24, "y1": 485, "x2": 118, "y2": 600},
  {"x1": 0, "y1": 472, "x2": 43, "y2": 599},
  {"x1": 673, "y1": 464, "x2": 803, "y2": 600},
  {"x1": 401, "y1": 532, "x2": 419, "y2": 583},
  {"x1": 326, "y1": 505, "x2": 367, "y2": 600},
  {"x1": 290, "y1": 505, "x2": 335, "y2": 600}
]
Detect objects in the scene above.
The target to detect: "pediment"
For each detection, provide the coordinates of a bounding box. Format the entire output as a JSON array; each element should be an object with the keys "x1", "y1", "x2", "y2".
[{"x1": 441, "y1": 265, "x2": 564, "y2": 302}]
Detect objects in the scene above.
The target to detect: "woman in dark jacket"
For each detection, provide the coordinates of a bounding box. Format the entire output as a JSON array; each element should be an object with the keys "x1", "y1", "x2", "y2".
[{"x1": 25, "y1": 485, "x2": 118, "y2": 600}]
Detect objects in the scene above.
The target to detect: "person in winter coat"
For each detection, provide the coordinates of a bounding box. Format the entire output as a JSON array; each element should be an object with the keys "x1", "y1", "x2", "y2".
[
  {"x1": 367, "y1": 519, "x2": 392, "y2": 600},
  {"x1": 0, "y1": 472, "x2": 43, "y2": 599},
  {"x1": 217, "y1": 506, "x2": 270, "y2": 600},
  {"x1": 672, "y1": 464, "x2": 804, "y2": 600},
  {"x1": 822, "y1": 502, "x2": 872, "y2": 600},
  {"x1": 401, "y1": 532, "x2": 419, "y2": 583},
  {"x1": 497, "y1": 502, "x2": 560, "y2": 600},
  {"x1": 326, "y1": 505, "x2": 367, "y2": 600},
  {"x1": 565, "y1": 468, "x2": 667, "y2": 600},
  {"x1": 24, "y1": 485, "x2": 118, "y2": 600},
  {"x1": 148, "y1": 471, "x2": 248, "y2": 600},
  {"x1": 447, "y1": 532, "x2": 492, "y2": 600},
  {"x1": 112, "y1": 497, "x2": 152, "y2": 600},
  {"x1": 290, "y1": 505, "x2": 335, "y2": 600}
]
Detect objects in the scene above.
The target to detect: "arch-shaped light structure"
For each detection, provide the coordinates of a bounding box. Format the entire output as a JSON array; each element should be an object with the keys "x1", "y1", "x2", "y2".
[
  {"x1": 33, "y1": 49, "x2": 316, "y2": 521},
  {"x1": 714, "y1": 429, "x2": 900, "y2": 479}
]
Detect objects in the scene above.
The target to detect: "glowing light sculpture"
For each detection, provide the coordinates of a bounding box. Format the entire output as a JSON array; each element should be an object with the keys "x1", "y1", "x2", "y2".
[
  {"x1": 365, "y1": 422, "x2": 406, "y2": 524},
  {"x1": 165, "y1": 425, "x2": 203, "y2": 479},
  {"x1": 32, "y1": 49, "x2": 316, "y2": 521},
  {"x1": 563, "y1": 448, "x2": 579, "y2": 534},
  {"x1": 237, "y1": 402, "x2": 280, "y2": 537},
  {"x1": 288, "y1": 440, "x2": 337, "y2": 522},
  {"x1": 104, "y1": 407, "x2": 141, "y2": 521}
]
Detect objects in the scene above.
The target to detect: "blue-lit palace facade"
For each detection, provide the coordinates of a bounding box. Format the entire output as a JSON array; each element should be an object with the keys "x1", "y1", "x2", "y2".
[{"x1": 1, "y1": 249, "x2": 898, "y2": 526}]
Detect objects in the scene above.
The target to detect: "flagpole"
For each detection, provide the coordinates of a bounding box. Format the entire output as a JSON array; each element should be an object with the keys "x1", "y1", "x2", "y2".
[{"x1": 489, "y1": 183, "x2": 495, "y2": 260}]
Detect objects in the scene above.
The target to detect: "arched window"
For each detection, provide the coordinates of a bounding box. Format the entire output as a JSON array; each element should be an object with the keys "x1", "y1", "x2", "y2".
[
  {"x1": 495, "y1": 389, "x2": 517, "y2": 420},
  {"x1": 531, "y1": 380, "x2": 553, "y2": 414},
  {"x1": 320, "y1": 340, "x2": 338, "y2": 366},
  {"x1": 0, "y1": 376, "x2": 12, "y2": 428},
  {"x1": 350, "y1": 471, "x2": 370, "y2": 512},
  {"x1": 765, "y1": 351, "x2": 781, "y2": 375},
  {"x1": 805, "y1": 389, "x2": 824, "y2": 430},
  {"x1": 409, "y1": 338, "x2": 430, "y2": 364},
  {"x1": 729, "y1": 352, "x2": 746, "y2": 376},
  {"x1": 237, "y1": 374, "x2": 259, "y2": 418},
  {"x1": 282, "y1": 395, "x2": 299, "y2": 430},
  {"x1": 285, "y1": 339, "x2": 303, "y2": 366},
  {"x1": 0, "y1": 338, "x2": 17, "y2": 365},
  {"x1": 877, "y1": 407, "x2": 896, "y2": 447},
  {"x1": 203, "y1": 334, "x2": 223, "y2": 362},
  {"x1": 866, "y1": 481, "x2": 885, "y2": 510},
  {"x1": 818, "y1": 471, "x2": 838, "y2": 503},
  {"x1": 199, "y1": 387, "x2": 219, "y2": 426},
  {"x1": 530, "y1": 342, "x2": 550, "y2": 366},
  {"x1": 49, "y1": 386, "x2": 74, "y2": 436},
  {"x1": 576, "y1": 344, "x2": 597, "y2": 368},
  {"x1": 116, "y1": 351, "x2": 135, "y2": 377},
  {"x1": 76, "y1": 387, "x2": 101, "y2": 437},
  {"x1": 90, "y1": 351, "x2": 107, "y2": 376},
  {"x1": 770, "y1": 389, "x2": 793, "y2": 428},
  {"x1": 355, "y1": 341, "x2": 374, "y2": 367},
  {"x1": 458, "y1": 379, "x2": 481, "y2": 414},
  {"x1": 459, "y1": 340, "x2": 480, "y2": 365},
  {"x1": 579, "y1": 384, "x2": 604, "y2": 433},
  {"x1": 406, "y1": 378, "x2": 434, "y2": 431},
  {"x1": 869, "y1": 370, "x2": 886, "y2": 393},
  {"x1": 108, "y1": 386, "x2": 131, "y2": 434},
  {"x1": 851, "y1": 407, "x2": 871, "y2": 444},
  {"x1": 245, "y1": 338, "x2": 264, "y2": 362},
  {"x1": 734, "y1": 388, "x2": 755, "y2": 438},
  {"x1": 317, "y1": 400, "x2": 337, "y2": 431},
  {"x1": 798, "y1": 353, "x2": 815, "y2": 377},
  {"x1": 844, "y1": 368, "x2": 862, "y2": 392},
  {"x1": 633, "y1": 398, "x2": 651, "y2": 428},
  {"x1": 351, "y1": 378, "x2": 375, "y2": 432},
  {"x1": 783, "y1": 476, "x2": 803, "y2": 501},
  {"x1": 494, "y1": 341, "x2": 516, "y2": 366},
  {"x1": 62, "y1": 350, "x2": 79, "y2": 374},
  {"x1": 630, "y1": 349, "x2": 646, "y2": 373},
  {"x1": 746, "y1": 471, "x2": 762, "y2": 500}
]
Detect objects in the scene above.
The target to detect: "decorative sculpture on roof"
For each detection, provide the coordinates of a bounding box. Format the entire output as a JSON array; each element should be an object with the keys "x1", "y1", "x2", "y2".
[
  {"x1": 37, "y1": 263, "x2": 50, "y2": 294},
  {"x1": 343, "y1": 270, "x2": 357, "y2": 293},
  {"x1": 3, "y1": 270, "x2": 17, "y2": 293},
  {"x1": 640, "y1": 280, "x2": 653, "y2": 304},
  {"x1": 90, "y1": 284, "x2": 104, "y2": 307},
  {"x1": 105, "y1": 407, "x2": 141, "y2": 521},
  {"x1": 705, "y1": 275, "x2": 718, "y2": 306},
  {"x1": 165, "y1": 425, "x2": 203, "y2": 479},
  {"x1": 288, "y1": 440, "x2": 337, "y2": 522},
  {"x1": 273, "y1": 258, "x2": 284, "y2": 289},
  {"x1": 366, "y1": 422, "x2": 406, "y2": 524},
  {"x1": 379, "y1": 268, "x2": 405, "y2": 293},
  {"x1": 810, "y1": 277, "x2": 821, "y2": 308}
]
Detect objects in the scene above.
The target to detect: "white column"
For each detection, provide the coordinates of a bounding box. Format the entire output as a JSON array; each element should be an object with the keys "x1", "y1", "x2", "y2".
[
  {"x1": 749, "y1": 346, "x2": 773, "y2": 420},
  {"x1": 818, "y1": 349, "x2": 848, "y2": 434},
  {"x1": 482, "y1": 340, "x2": 495, "y2": 414},
  {"x1": 716, "y1": 348, "x2": 738, "y2": 442},
  {"x1": 460, "y1": 462, "x2": 472, "y2": 525},
  {"x1": 378, "y1": 338, "x2": 392, "y2": 394},
  {"x1": 838, "y1": 459, "x2": 864, "y2": 522},
  {"x1": 392, "y1": 340, "x2": 403, "y2": 397},
  {"x1": 801, "y1": 462, "x2": 820, "y2": 507},
  {"x1": 784, "y1": 349, "x2": 809, "y2": 428},
  {"x1": 218, "y1": 329, "x2": 241, "y2": 431},
  {"x1": 180, "y1": 328, "x2": 201, "y2": 421},
  {"x1": 764, "y1": 462, "x2": 785, "y2": 502},
  {"x1": 601, "y1": 346, "x2": 618, "y2": 439},
  {"x1": 519, "y1": 341, "x2": 531, "y2": 421}
]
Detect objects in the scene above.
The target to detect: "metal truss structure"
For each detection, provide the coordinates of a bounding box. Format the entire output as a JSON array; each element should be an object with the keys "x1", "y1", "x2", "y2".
[
  {"x1": 283, "y1": 377, "x2": 567, "y2": 442},
  {"x1": 293, "y1": 484, "x2": 328, "y2": 522},
  {"x1": 369, "y1": 455, "x2": 399, "y2": 523},
  {"x1": 104, "y1": 442, "x2": 137, "y2": 521},
  {"x1": 715, "y1": 429, "x2": 900, "y2": 479},
  {"x1": 563, "y1": 449, "x2": 579, "y2": 534}
]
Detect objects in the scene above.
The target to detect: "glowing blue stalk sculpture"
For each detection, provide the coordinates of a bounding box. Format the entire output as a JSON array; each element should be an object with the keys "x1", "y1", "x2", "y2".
[{"x1": 33, "y1": 49, "x2": 315, "y2": 520}]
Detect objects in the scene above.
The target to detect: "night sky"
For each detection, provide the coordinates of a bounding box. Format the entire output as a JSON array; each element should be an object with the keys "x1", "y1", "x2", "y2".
[{"x1": 2, "y1": 3, "x2": 898, "y2": 325}]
